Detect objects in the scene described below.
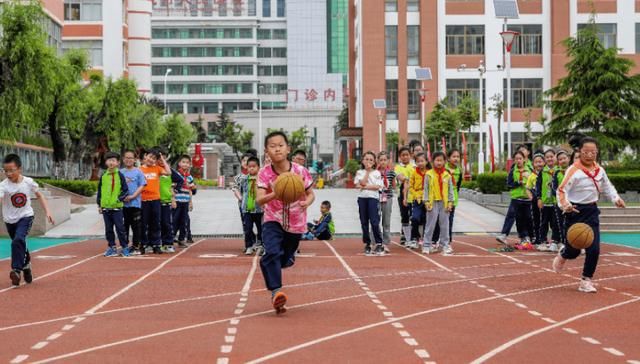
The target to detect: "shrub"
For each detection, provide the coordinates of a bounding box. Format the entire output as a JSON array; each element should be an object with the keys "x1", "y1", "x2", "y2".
[
  {"x1": 344, "y1": 159, "x2": 360, "y2": 175},
  {"x1": 476, "y1": 172, "x2": 509, "y2": 194},
  {"x1": 195, "y1": 179, "x2": 218, "y2": 187},
  {"x1": 461, "y1": 180, "x2": 478, "y2": 190},
  {"x1": 37, "y1": 179, "x2": 98, "y2": 197},
  {"x1": 608, "y1": 173, "x2": 640, "y2": 193}
]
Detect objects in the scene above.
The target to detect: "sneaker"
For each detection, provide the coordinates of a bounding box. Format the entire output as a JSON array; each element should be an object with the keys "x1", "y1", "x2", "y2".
[
  {"x1": 164, "y1": 246, "x2": 175, "y2": 254},
  {"x1": 442, "y1": 246, "x2": 454, "y2": 256},
  {"x1": 548, "y1": 242, "x2": 559, "y2": 253},
  {"x1": 537, "y1": 243, "x2": 549, "y2": 252},
  {"x1": 120, "y1": 247, "x2": 131, "y2": 257},
  {"x1": 383, "y1": 245, "x2": 390, "y2": 254},
  {"x1": 22, "y1": 264, "x2": 33, "y2": 284},
  {"x1": 374, "y1": 244, "x2": 385, "y2": 256},
  {"x1": 552, "y1": 252, "x2": 567, "y2": 273},
  {"x1": 152, "y1": 246, "x2": 163, "y2": 255},
  {"x1": 177, "y1": 240, "x2": 188, "y2": 248},
  {"x1": 129, "y1": 248, "x2": 141, "y2": 256},
  {"x1": 272, "y1": 291, "x2": 288, "y2": 315},
  {"x1": 421, "y1": 245, "x2": 431, "y2": 254},
  {"x1": 186, "y1": 239, "x2": 194, "y2": 245},
  {"x1": 145, "y1": 246, "x2": 154, "y2": 254},
  {"x1": 9, "y1": 270, "x2": 21, "y2": 286},
  {"x1": 244, "y1": 247, "x2": 254, "y2": 255},
  {"x1": 364, "y1": 244, "x2": 372, "y2": 255},
  {"x1": 495, "y1": 234, "x2": 507, "y2": 245},
  {"x1": 579, "y1": 278, "x2": 597, "y2": 293},
  {"x1": 104, "y1": 247, "x2": 119, "y2": 257}
]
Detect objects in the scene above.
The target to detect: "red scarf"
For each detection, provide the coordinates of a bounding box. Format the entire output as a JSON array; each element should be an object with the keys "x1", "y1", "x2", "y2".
[
  {"x1": 415, "y1": 168, "x2": 426, "y2": 192},
  {"x1": 575, "y1": 160, "x2": 601, "y2": 193},
  {"x1": 434, "y1": 167, "x2": 446, "y2": 197},
  {"x1": 518, "y1": 167, "x2": 526, "y2": 183},
  {"x1": 379, "y1": 167, "x2": 395, "y2": 189}
]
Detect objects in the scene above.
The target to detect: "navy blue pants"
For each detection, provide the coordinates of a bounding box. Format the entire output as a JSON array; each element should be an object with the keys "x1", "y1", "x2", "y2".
[
  {"x1": 243, "y1": 212, "x2": 264, "y2": 248},
  {"x1": 307, "y1": 222, "x2": 332, "y2": 241},
  {"x1": 561, "y1": 203, "x2": 601, "y2": 278},
  {"x1": 398, "y1": 195, "x2": 411, "y2": 241},
  {"x1": 141, "y1": 200, "x2": 161, "y2": 247},
  {"x1": 358, "y1": 197, "x2": 382, "y2": 246},
  {"x1": 500, "y1": 200, "x2": 517, "y2": 236},
  {"x1": 556, "y1": 206, "x2": 567, "y2": 245},
  {"x1": 160, "y1": 203, "x2": 173, "y2": 246},
  {"x1": 172, "y1": 202, "x2": 189, "y2": 242},
  {"x1": 6, "y1": 216, "x2": 34, "y2": 271},
  {"x1": 432, "y1": 207, "x2": 455, "y2": 242},
  {"x1": 103, "y1": 209, "x2": 127, "y2": 248},
  {"x1": 186, "y1": 213, "x2": 192, "y2": 241},
  {"x1": 531, "y1": 198, "x2": 541, "y2": 244},
  {"x1": 507, "y1": 199, "x2": 532, "y2": 239},
  {"x1": 260, "y1": 222, "x2": 301, "y2": 291},
  {"x1": 411, "y1": 201, "x2": 426, "y2": 241},
  {"x1": 123, "y1": 207, "x2": 142, "y2": 247},
  {"x1": 540, "y1": 206, "x2": 560, "y2": 243}
]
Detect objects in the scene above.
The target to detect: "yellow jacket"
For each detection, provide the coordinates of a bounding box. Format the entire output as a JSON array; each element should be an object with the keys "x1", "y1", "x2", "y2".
[
  {"x1": 408, "y1": 167, "x2": 427, "y2": 203},
  {"x1": 424, "y1": 168, "x2": 455, "y2": 209}
]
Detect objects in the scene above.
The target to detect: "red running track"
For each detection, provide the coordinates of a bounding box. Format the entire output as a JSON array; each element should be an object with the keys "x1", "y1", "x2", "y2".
[{"x1": 1, "y1": 236, "x2": 639, "y2": 363}]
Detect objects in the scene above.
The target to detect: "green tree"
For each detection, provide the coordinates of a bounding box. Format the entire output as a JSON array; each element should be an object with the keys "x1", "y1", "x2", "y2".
[
  {"x1": 456, "y1": 96, "x2": 480, "y2": 132},
  {"x1": 337, "y1": 104, "x2": 349, "y2": 129},
  {"x1": 424, "y1": 100, "x2": 458, "y2": 148},
  {"x1": 0, "y1": 0, "x2": 58, "y2": 139},
  {"x1": 211, "y1": 112, "x2": 254, "y2": 161},
  {"x1": 488, "y1": 93, "x2": 505, "y2": 161},
  {"x1": 157, "y1": 113, "x2": 195, "y2": 163},
  {"x1": 542, "y1": 15, "x2": 640, "y2": 154}
]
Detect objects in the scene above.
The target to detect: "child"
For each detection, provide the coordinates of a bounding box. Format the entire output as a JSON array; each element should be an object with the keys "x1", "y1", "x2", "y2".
[
  {"x1": 158, "y1": 154, "x2": 184, "y2": 253},
  {"x1": 303, "y1": 201, "x2": 334, "y2": 241},
  {"x1": 526, "y1": 153, "x2": 545, "y2": 248},
  {"x1": 121, "y1": 150, "x2": 146, "y2": 255},
  {"x1": 536, "y1": 149, "x2": 560, "y2": 251},
  {"x1": 233, "y1": 153, "x2": 251, "y2": 240},
  {"x1": 256, "y1": 131, "x2": 315, "y2": 314},
  {"x1": 97, "y1": 152, "x2": 130, "y2": 257},
  {"x1": 433, "y1": 149, "x2": 462, "y2": 243},
  {"x1": 555, "y1": 137, "x2": 626, "y2": 293},
  {"x1": 406, "y1": 153, "x2": 429, "y2": 249},
  {"x1": 496, "y1": 144, "x2": 532, "y2": 244},
  {"x1": 551, "y1": 149, "x2": 570, "y2": 251},
  {"x1": 241, "y1": 156, "x2": 264, "y2": 255},
  {"x1": 422, "y1": 152, "x2": 455, "y2": 255},
  {"x1": 354, "y1": 151, "x2": 384, "y2": 255},
  {"x1": 140, "y1": 149, "x2": 171, "y2": 254},
  {"x1": 173, "y1": 155, "x2": 196, "y2": 248},
  {"x1": 377, "y1": 151, "x2": 396, "y2": 248},
  {"x1": 500, "y1": 151, "x2": 533, "y2": 248},
  {"x1": 1, "y1": 154, "x2": 54, "y2": 286},
  {"x1": 394, "y1": 147, "x2": 413, "y2": 245},
  {"x1": 292, "y1": 150, "x2": 307, "y2": 167}
]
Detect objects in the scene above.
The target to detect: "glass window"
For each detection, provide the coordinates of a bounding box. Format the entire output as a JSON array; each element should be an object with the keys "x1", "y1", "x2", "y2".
[
  {"x1": 273, "y1": 29, "x2": 287, "y2": 39},
  {"x1": 385, "y1": 0, "x2": 397, "y2": 12},
  {"x1": 385, "y1": 26, "x2": 398, "y2": 66},
  {"x1": 218, "y1": 0, "x2": 228, "y2": 16},
  {"x1": 407, "y1": 25, "x2": 420, "y2": 66},
  {"x1": 272, "y1": 47, "x2": 287, "y2": 57},
  {"x1": 233, "y1": 0, "x2": 243, "y2": 16},
  {"x1": 273, "y1": 65, "x2": 287, "y2": 76},
  {"x1": 407, "y1": 80, "x2": 420, "y2": 120},
  {"x1": 248, "y1": 0, "x2": 256, "y2": 16},
  {"x1": 407, "y1": 0, "x2": 419, "y2": 12},
  {"x1": 64, "y1": 2, "x2": 80, "y2": 20},
  {"x1": 258, "y1": 66, "x2": 272, "y2": 76},
  {"x1": 386, "y1": 80, "x2": 398, "y2": 120},
  {"x1": 204, "y1": 103, "x2": 219, "y2": 114},
  {"x1": 507, "y1": 24, "x2": 542, "y2": 55},
  {"x1": 446, "y1": 25, "x2": 485, "y2": 55},
  {"x1": 263, "y1": 0, "x2": 271, "y2": 17},
  {"x1": 277, "y1": 0, "x2": 285, "y2": 17},
  {"x1": 63, "y1": 40, "x2": 102, "y2": 66},
  {"x1": 258, "y1": 29, "x2": 271, "y2": 39},
  {"x1": 239, "y1": 28, "x2": 253, "y2": 38},
  {"x1": 503, "y1": 78, "x2": 543, "y2": 108},
  {"x1": 636, "y1": 24, "x2": 640, "y2": 54},
  {"x1": 64, "y1": 0, "x2": 102, "y2": 21},
  {"x1": 578, "y1": 23, "x2": 617, "y2": 49},
  {"x1": 446, "y1": 79, "x2": 483, "y2": 106},
  {"x1": 257, "y1": 47, "x2": 271, "y2": 58}
]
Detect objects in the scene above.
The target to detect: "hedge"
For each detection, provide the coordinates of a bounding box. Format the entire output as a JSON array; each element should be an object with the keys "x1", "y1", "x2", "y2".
[
  {"x1": 36, "y1": 179, "x2": 98, "y2": 197},
  {"x1": 461, "y1": 180, "x2": 478, "y2": 190},
  {"x1": 474, "y1": 172, "x2": 640, "y2": 194},
  {"x1": 195, "y1": 179, "x2": 218, "y2": 187}
]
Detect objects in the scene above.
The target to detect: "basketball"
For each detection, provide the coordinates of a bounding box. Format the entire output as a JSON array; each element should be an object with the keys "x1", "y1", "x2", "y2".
[
  {"x1": 567, "y1": 223, "x2": 594, "y2": 250},
  {"x1": 274, "y1": 172, "x2": 305, "y2": 204}
]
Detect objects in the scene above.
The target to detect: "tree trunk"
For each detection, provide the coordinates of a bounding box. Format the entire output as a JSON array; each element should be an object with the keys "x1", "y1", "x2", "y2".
[{"x1": 47, "y1": 101, "x2": 66, "y2": 163}]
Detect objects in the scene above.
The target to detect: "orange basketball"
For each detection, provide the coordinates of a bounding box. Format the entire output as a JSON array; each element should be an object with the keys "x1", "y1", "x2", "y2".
[
  {"x1": 567, "y1": 223, "x2": 594, "y2": 250},
  {"x1": 274, "y1": 172, "x2": 305, "y2": 204}
]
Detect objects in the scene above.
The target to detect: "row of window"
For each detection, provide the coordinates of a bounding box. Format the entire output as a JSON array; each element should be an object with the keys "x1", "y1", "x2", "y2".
[
  {"x1": 257, "y1": 29, "x2": 287, "y2": 40},
  {"x1": 258, "y1": 65, "x2": 288, "y2": 76},
  {"x1": 62, "y1": 40, "x2": 103, "y2": 66},
  {"x1": 258, "y1": 83, "x2": 288, "y2": 95},
  {"x1": 152, "y1": 47, "x2": 254, "y2": 58},
  {"x1": 154, "y1": 0, "x2": 249, "y2": 17},
  {"x1": 257, "y1": 47, "x2": 287, "y2": 58},
  {"x1": 168, "y1": 102, "x2": 255, "y2": 115},
  {"x1": 384, "y1": 0, "x2": 420, "y2": 12},
  {"x1": 64, "y1": 0, "x2": 101, "y2": 21},
  {"x1": 263, "y1": 0, "x2": 286, "y2": 17},
  {"x1": 153, "y1": 83, "x2": 254, "y2": 95},
  {"x1": 384, "y1": 78, "x2": 543, "y2": 120},
  {"x1": 152, "y1": 65, "x2": 254, "y2": 76},
  {"x1": 152, "y1": 28, "x2": 253, "y2": 40}
]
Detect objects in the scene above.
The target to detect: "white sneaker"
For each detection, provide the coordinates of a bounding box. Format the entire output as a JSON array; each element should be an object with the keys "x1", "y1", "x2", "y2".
[
  {"x1": 495, "y1": 234, "x2": 507, "y2": 245},
  {"x1": 537, "y1": 243, "x2": 549, "y2": 252},
  {"x1": 579, "y1": 278, "x2": 597, "y2": 293},
  {"x1": 165, "y1": 246, "x2": 176, "y2": 253},
  {"x1": 442, "y1": 246, "x2": 454, "y2": 255},
  {"x1": 422, "y1": 246, "x2": 431, "y2": 254},
  {"x1": 548, "y1": 242, "x2": 559, "y2": 252},
  {"x1": 407, "y1": 241, "x2": 417, "y2": 249},
  {"x1": 552, "y1": 252, "x2": 567, "y2": 273},
  {"x1": 244, "y1": 247, "x2": 254, "y2": 255}
]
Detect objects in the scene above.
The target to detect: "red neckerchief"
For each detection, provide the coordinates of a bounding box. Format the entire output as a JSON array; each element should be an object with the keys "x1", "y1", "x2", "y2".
[
  {"x1": 575, "y1": 160, "x2": 601, "y2": 193},
  {"x1": 110, "y1": 171, "x2": 115, "y2": 193},
  {"x1": 415, "y1": 167, "x2": 426, "y2": 191},
  {"x1": 180, "y1": 168, "x2": 190, "y2": 177},
  {"x1": 518, "y1": 167, "x2": 526, "y2": 183},
  {"x1": 379, "y1": 167, "x2": 395, "y2": 189},
  {"x1": 434, "y1": 167, "x2": 446, "y2": 197}
]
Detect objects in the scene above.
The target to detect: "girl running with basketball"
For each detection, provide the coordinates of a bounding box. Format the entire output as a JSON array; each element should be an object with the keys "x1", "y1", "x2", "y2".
[{"x1": 554, "y1": 137, "x2": 626, "y2": 293}]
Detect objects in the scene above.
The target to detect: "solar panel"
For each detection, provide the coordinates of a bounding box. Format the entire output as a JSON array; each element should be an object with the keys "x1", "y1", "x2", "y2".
[
  {"x1": 415, "y1": 68, "x2": 432, "y2": 81},
  {"x1": 493, "y1": 0, "x2": 519, "y2": 19},
  {"x1": 372, "y1": 99, "x2": 387, "y2": 109}
]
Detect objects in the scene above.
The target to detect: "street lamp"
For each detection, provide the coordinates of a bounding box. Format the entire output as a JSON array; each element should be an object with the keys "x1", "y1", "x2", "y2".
[
  {"x1": 415, "y1": 68, "x2": 432, "y2": 148},
  {"x1": 478, "y1": 61, "x2": 486, "y2": 174},
  {"x1": 500, "y1": 30, "x2": 519, "y2": 168},
  {"x1": 258, "y1": 84, "x2": 265, "y2": 162},
  {"x1": 163, "y1": 68, "x2": 172, "y2": 115},
  {"x1": 373, "y1": 99, "x2": 387, "y2": 152}
]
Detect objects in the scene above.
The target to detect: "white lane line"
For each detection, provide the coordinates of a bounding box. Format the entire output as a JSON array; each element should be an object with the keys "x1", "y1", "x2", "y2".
[
  {"x1": 62, "y1": 325, "x2": 75, "y2": 331},
  {"x1": 10, "y1": 355, "x2": 29, "y2": 363},
  {"x1": 72, "y1": 317, "x2": 86, "y2": 324},
  {"x1": 31, "y1": 273, "x2": 640, "y2": 364},
  {"x1": 404, "y1": 338, "x2": 418, "y2": 346},
  {"x1": 541, "y1": 318, "x2": 556, "y2": 323},
  {"x1": 224, "y1": 336, "x2": 235, "y2": 344},
  {"x1": 470, "y1": 297, "x2": 640, "y2": 363},
  {"x1": 46, "y1": 332, "x2": 63, "y2": 341},
  {"x1": 582, "y1": 337, "x2": 601, "y2": 345},
  {"x1": 528, "y1": 311, "x2": 542, "y2": 317},
  {"x1": 515, "y1": 303, "x2": 528, "y2": 309},
  {"x1": 563, "y1": 328, "x2": 578, "y2": 334},
  {"x1": 398, "y1": 331, "x2": 411, "y2": 337},
  {"x1": 227, "y1": 328, "x2": 237, "y2": 335},
  {"x1": 220, "y1": 345, "x2": 232, "y2": 353},
  {"x1": 603, "y1": 348, "x2": 625, "y2": 357},
  {"x1": 393, "y1": 243, "x2": 453, "y2": 272},
  {"x1": 32, "y1": 341, "x2": 49, "y2": 350},
  {"x1": 415, "y1": 349, "x2": 430, "y2": 358},
  {"x1": 392, "y1": 323, "x2": 404, "y2": 329},
  {"x1": 217, "y1": 358, "x2": 229, "y2": 364}
]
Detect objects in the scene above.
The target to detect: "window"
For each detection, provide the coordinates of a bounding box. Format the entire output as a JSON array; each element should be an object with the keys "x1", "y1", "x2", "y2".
[
  {"x1": 257, "y1": 47, "x2": 272, "y2": 58},
  {"x1": 63, "y1": 40, "x2": 102, "y2": 66},
  {"x1": 385, "y1": 26, "x2": 398, "y2": 66},
  {"x1": 407, "y1": 80, "x2": 420, "y2": 120},
  {"x1": 273, "y1": 29, "x2": 287, "y2": 39},
  {"x1": 636, "y1": 24, "x2": 640, "y2": 53},
  {"x1": 151, "y1": 46, "x2": 253, "y2": 58},
  {"x1": 258, "y1": 65, "x2": 272, "y2": 76},
  {"x1": 152, "y1": 83, "x2": 254, "y2": 95},
  {"x1": 248, "y1": 0, "x2": 256, "y2": 16},
  {"x1": 263, "y1": 0, "x2": 271, "y2": 17},
  {"x1": 273, "y1": 65, "x2": 287, "y2": 76},
  {"x1": 503, "y1": 78, "x2": 543, "y2": 109},
  {"x1": 258, "y1": 29, "x2": 271, "y2": 39},
  {"x1": 578, "y1": 23, "x2": 617, "y2": 49},
  {"x1": 446, "y1": 25, "x2": 485, "y2": 55},
  {"x1": 188, "y1": 103, "x2": 219, "y2": 114},
  {"x1": 233, "y1": 0, "x2": 243, "y2": 16},
  {"x1": 64, "y1": 0, "x2": 102, "y2": 21},
  {"x1": 272, "y1": 47, "x2": 287, "y2": 57},
  {"x1": 218, "y1": 0, "x2": 227, "y2": 16},
  {"x1": 259, "y1": 83, "x2": 287, "y2": 95},
  {"x1": 277, "y1": 0, "x2": 285, "y2": 17},
  {"x1": 407, "y1": 0, "x2": 420, "y2": 12},
  {"x1": 407, "y1": 25, "x2": 420, "y2": 66},
  {"x1": 386, "y1": 80, "x2": 398, "y2": 120},
  {"x1": 385, "y1": 0, "x2": 397, "y2": 12},
  {"x1": 152, "y1": 28, "x2": 253, "y2": 39},
  {"x1": 446, "y1": 79, "x2": 483, "y2": 106},
  {"x1": 166, "y1": 103, "x2": 184, "y2": 114},
  {"x1": 507, "y1": 24, "x2": 542, "y2": 55}
]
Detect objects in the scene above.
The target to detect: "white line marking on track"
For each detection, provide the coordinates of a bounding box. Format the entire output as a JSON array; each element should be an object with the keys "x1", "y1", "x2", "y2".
[
  {"x1": 404, "y1": 338, "x2": 418, "y2": 346},
  {"x1": 627, "y1": 360, "x2": 640, "y2": 363},
  {"x1": 563, "y1": 328, "x2": 578, "y2": 334},
  {"x1": 72, "y1": 317, "x2": 85, "y2": 324},
  {"x1": 470, "y1": 297, "x2": 640, "y2": 363},
  {"x1": 515, "y1": 303, "x2": 528, "y2": 309},
  {"x1": 541, "y1": 318, "x2": 556, "y2": 323},
  {"x1": 582, "y1": 337, "x2": 601, "y2": 345},
  {"x1": 221, "y1": 345, "x2": 232, "y2": 353},
  {"x1": 62, "y1": 325, "x2": 75, "y2": 331},
  {"x1": 398, "y1": 331, "x2": 411, "y2": 337},
  {"x1": 227, "y1": 328, "x2": 237, "y2": 335},
  {"x1": 10, "y1": 355, "x2": 29, "y2": 363},
  {"x1": 46, "y1": 332, "x2": 63, "y2": 341},
  {"x1": 528, "y1": 310, "x2": 542, "y2": 317},
  {"x1": 224, "y1": 336, "x2": 235, "y2": 343},
  {"x1": 415, "y1": 349, "x2": 430, "y2": 358},
  {"x1": 392, "y1": 323, "x2": 404, "y2": 329},
  {"x1": 603, "y1": 348, "x2": 625, "y2": 356},
  {"x1": 32, "y1": 341, "x2": 49, "y2": 350},
  {"x1": 217, "y1": 358, "x2": 229, "y2": 364}
]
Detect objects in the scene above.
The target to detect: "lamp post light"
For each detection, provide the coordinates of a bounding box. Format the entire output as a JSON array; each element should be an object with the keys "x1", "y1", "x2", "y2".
[
  {"x1": 373, "y1": 99, "x2": 387, "y2": 152},
  {"x1": 258, "y1": 84, "x2": 265, "y2": 162},
  {"x1": 415, "y1": 68, "x2": 432, "y2": 148},
  {"x1": 163, "y1": 68, "x2": 172, "y2": 115},
  {"x1": 500, "y1": 30, "x2": 519, "y2": 169}
]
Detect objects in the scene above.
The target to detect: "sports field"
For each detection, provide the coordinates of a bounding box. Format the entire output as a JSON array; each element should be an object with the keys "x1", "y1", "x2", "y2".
[{"x1": 1, "y1": 235, "x2": 639, "y2": 363}]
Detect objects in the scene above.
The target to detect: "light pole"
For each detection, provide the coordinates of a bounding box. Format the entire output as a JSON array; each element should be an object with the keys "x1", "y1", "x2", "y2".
[
  {"x1": 478, "y1": 61, "x2": 485, "y2": 174},
  {"x1": 500, "y1": 30, "x2": 518, "y2": 168},
  {"x1": 258, "y1": 84, "x2": 264, "y2": 162},
  {"x1": 373, "y1": 99, "x2": 387, "y2": 152},
  {"x1": 415, "y1": 68, "x2": 432, "y2": 147},
  {"x1": 163, "y1": 68, "x2": 172, "y2": 115}
]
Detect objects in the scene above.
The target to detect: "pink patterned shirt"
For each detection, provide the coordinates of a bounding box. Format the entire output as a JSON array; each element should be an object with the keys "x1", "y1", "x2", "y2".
[{"x1": 258, "y1": 162, "x2": 313, "y2": 234}]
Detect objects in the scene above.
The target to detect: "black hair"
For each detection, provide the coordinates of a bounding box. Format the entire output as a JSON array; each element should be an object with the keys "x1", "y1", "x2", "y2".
[
  {"x1": 414, "y1": 152, "x2": 427, "y2": 162},
  {"x1": 361, "y1": 151, "x2": 377, "y2": 169},
  {"x1": 293, "y1": 149, "x2": 307, "y2": 158},
  {"x1": 579, "y1": 136, "x2": 599, "y2": 149},
  {"x1": 571, "y1": 149, "x2": 580, "y2": 162},
  {"x1": 556, "y1": 149, "x2": 568, "y2": 158},
  {"x1": 264, "y1": 130, "x2": 289, "y2": 148},
  {"x1": 377, "y1": 151, "x2": 389, "y2": 158},
  {"x1": 145, "y1": 148, "x2": 161, "y2": 159},
  {"x1": 104, "y1": 151, "x2": 120, "y2": 161},
  {"x1": 2, "y1": 154, "x2": 21, "y2": 168},
  {"x1": 514, "y1": 151, "x2": 526, "y2": 159},
  {"x1": 409, "y1": 139, "x2": 421, "y2": 148},
  {"x1": 179, "y1": 155, "x2": 191, "y2": 162},
  {"x1": 241, "y1": 153, "x2": 252, "y2": 161},
  {"x1": 246, "y1": 156, "x2": 260, "y2": 166},
  {"x1": 516, "y1": 144, "x2": 530, "y2": 153},
  {"x1": 245, "y1": 148, "x2": 258, "y2": 157},
  {"x1": 321, "y1": 200, "x2": 331, "y2": 209},
  {"x1": 398, "y1": 146, "x2": 411, "y2": 155},
  {"x1": 123, "y1": 150, "x2": 137, "y2": 158},
  {"x1": 432, "y1": 151, "x2": 446, "y2": 161},
  {"x1": 568, "y1": 133, "x2": 586, "y2": 150},
  {"x1": 532, "y1": 153, "x2": 544, "y2": 162},
  {"x1": 544, "y1": 149, "x2": 556, "y2": 156},
  {"x1": 447, "y1": 149, "x2": 460, "y2": 158}
]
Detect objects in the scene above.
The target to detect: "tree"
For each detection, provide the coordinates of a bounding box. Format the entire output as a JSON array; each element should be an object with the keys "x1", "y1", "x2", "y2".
[
  {"x1": 455, "y1": 95, "x2": 480, "y2": 148},
  {"x1": 210, "y1": 112, "x2": 254, "y2": 161},
  {"x1": 488, "y1": 93, "x2": 505, "y2": 159},
  {"x1": 337, "y1": 104, "x2": 349, "y2": 129},
  {"x1": 542, "y1": 15, "x2": 640, "y2": 154},
  {"x1": 0, "y1": 0, "x2": 58, "y2": 140},
  {"x1": 157, "y1": 113, "x2": 195, "y2": 163},
  {"x1": 424, "y1": 100, "x2": 458, "y2": 148}
]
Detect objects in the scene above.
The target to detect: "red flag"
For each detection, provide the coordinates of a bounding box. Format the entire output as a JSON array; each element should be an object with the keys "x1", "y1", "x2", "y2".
[
  {"x1": 441, "y1": 137, "x2": 447, "y2": 155},
  {"x1": 489, "y1": 125, "x2": 495, "y2": 173},
  {"x1": 426, "y1": 142, "x2": 432, "y2": 162},
  {"x1": 461, "y1": 133, "x2": 469, "y2": 178}
]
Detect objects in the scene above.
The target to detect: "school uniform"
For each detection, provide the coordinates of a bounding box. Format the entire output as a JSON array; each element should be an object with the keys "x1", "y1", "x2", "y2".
[
  {"x1": 173, "y1": 169, "x2": 196, "y2": 243},
  {"x1": 526, "y1": 170, "x2": 542, "y2": 244},
  {"x1": 394, "y1": 162, "x2": 414, "y2": 242},
  {"x1": 422, "y1": 168, "x2": 455, "y2": 250},
  {"x1": 433, "y1": 163, "x2": 462, "y2": 241},
  {"x1": 241, "y1": 174, "x2": 263, "y2": 249},
  {"x1": 409, "y1": 167, "x2": 428, "y2": 242},
  {"x1": 379, "y1": 167, "x2": 397, "y2": 244},
  {"x1": 97, "y1": 169, "x2": 129, "y2": 249},
  {"x1": 551, "y1": 167, "x2": 567, "y2": 245},
  {"x1": 536, "y1": 165, "x2": 561, "y2": 244},
  {"x1": 502, "y1": 165, "x2": 533, "y2": 240},
  {"x1": 354, "y1": 169, "x2": 384, "y2": 247},
  {"x1": 121, "y1": 167, "x2": 146, "y2": 249}
]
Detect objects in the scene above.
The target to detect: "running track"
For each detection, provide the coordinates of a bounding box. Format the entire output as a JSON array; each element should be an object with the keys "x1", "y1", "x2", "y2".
[{"x1": 1, "y1": 236, "x2": 639, "y2": 363}]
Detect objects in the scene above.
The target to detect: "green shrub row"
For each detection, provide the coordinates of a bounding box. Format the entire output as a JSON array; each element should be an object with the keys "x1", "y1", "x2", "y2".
[
  {"x1": 474, "y1": 172, "x2": 640, "y2": 194},
  {"x1": 195, "y1": 178, "x2": 218, "y2": 187},
  {"x1": 36, "y1": 179, "x2": 98, "y2": 197}
]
